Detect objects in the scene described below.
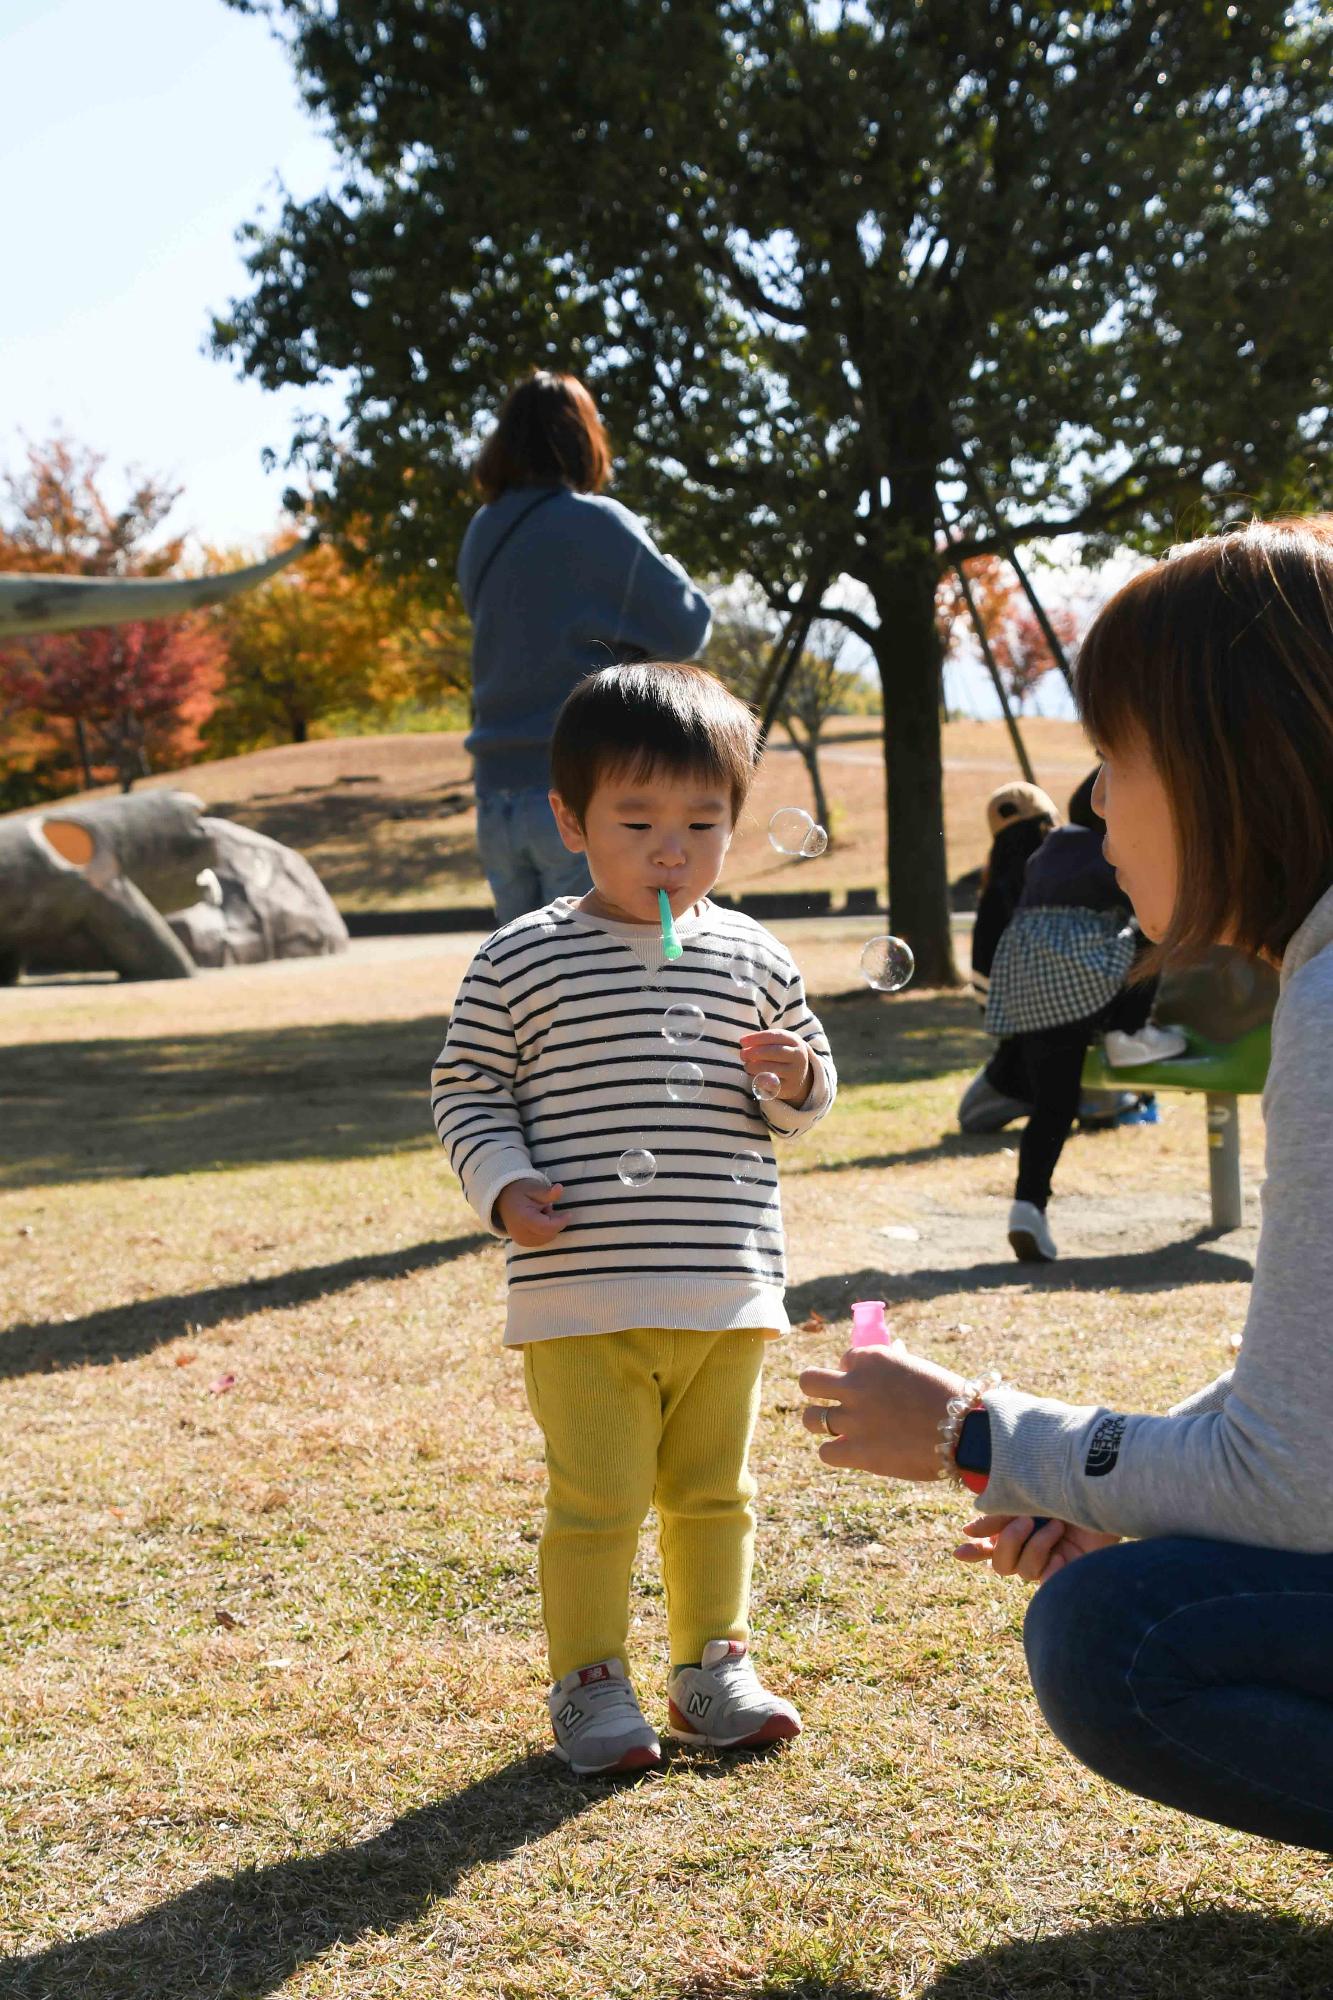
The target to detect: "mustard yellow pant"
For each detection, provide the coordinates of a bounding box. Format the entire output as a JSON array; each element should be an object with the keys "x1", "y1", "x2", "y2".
[{"x1": 523, "y1": 1327, "x2": 768, "y2": 1682}]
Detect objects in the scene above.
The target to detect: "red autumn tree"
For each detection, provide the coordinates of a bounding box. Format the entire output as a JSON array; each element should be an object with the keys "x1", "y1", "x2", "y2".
[
  {"x1": 1, "y1": 620, "x2": 222, "y2": 792},
  {"x1": 0, "y1": 434, "x2": 218, "y2": 792}
]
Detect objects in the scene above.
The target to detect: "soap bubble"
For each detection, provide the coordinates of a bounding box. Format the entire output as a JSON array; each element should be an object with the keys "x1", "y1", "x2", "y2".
[
  {"x1": 728, "y1": 944, "x2": 759, "y2": 996},
  {"x1": 768, "y1": 805, "x2": 827, "y2": 858},
  {"x1": 617, "y1": 1147, "x2": 657, "y2": 1188},
  {"x1": 662, "y1": 1002, "x2": 706, "y2": 1048},
  {"x1": 859, "y1": 935, "x2": 915, "y2": 993},
  {"x1": 751, "y1": 1070, "x2": 782, "y2": 1101},
  {"x1": 730, "y1": 1150, "x2": 766, "y2": 1185},
  {"x1": 666, "y1": 1060, "x2": 704, "y2": 1103}
]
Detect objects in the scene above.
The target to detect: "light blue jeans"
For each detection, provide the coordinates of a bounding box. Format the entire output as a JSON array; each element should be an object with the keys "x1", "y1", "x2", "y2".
[
  {"x1": 1024, "y1": 1535, "x2": 1333, "y2": 1850},
  {"x1": 476, "y1": 786, "x2": 591, "y2": 925}
]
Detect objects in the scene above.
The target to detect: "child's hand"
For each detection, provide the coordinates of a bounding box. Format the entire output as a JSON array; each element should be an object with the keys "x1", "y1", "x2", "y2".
[
  {"x1": 496, "y1": 1179, "x2": 568, "y2": 1247},
  {"x1": 739, "y1": 1030, "x2": 812, "y2": 1106}
]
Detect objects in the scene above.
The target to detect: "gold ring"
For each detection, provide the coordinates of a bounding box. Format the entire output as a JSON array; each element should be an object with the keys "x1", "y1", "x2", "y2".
[{"x1": 822, "y1": 1406, "x2": 839, "y2": 1437}]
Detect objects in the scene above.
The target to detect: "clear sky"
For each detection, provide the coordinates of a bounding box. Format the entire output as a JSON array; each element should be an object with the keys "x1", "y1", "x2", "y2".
[{"x1": 0, "y1": 0, "x2": 344, "y2": 552}]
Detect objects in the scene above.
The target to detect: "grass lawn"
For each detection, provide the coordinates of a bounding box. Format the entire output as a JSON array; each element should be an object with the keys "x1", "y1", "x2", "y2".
[
  {"x1": 17, "y1": 715, "x2": 1096, "y2": 914},
  {"x1": 2, "y1": 932, "x2": 1329, "y2": 1999}
]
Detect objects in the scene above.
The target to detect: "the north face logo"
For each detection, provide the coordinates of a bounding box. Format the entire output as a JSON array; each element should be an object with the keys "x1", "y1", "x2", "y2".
[
  {"x1": 557, "y1": 1701, "x2": 584, "y2": 1728},
  {"x1": 686, "y1": 1691, "x2": 713, "y2": 1717},
  {"x1": 1085, "y1": 1414, "x2": 1127, "y2": 1478}
]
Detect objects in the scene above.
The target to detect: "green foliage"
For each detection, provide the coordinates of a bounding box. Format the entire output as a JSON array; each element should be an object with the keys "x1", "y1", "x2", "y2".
[{"x1": 216, "y1": 0, "x2": 1333, "y2": 975}]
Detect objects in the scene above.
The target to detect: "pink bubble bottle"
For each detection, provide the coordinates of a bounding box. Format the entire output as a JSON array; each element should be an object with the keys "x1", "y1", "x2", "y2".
[{"x1": 850, "y1": 1299, "x2": 890, "y2": 1347}]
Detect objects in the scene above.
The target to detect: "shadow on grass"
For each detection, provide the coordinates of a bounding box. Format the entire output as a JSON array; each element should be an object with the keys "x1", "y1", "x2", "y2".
[
  {"x1": 818, "y1": 988, "x2": 986, "y2": 1089},
  {"x1": 917, "y1": 1907, "x2": 1333, "y2": 2000},
  {"x1": 0, "y1": 1753, "x2": 599, "y2": 2000},
  {"x1": 0, "y1": 1015, "x2": 454, "y2": 1188},
  {"x1": 787, "y1": 1235, "x2": 1255, "y2": 1322},
  {"x1": 0, "y1": 1233, "x2": 492, "y2": 1381}
]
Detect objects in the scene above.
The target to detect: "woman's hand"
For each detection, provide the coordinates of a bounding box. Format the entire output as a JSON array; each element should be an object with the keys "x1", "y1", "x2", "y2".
[
  {"x1": 798, "y1": 1344, "x2": 968, "y2": 1482},
  {"x1": 955, "y1": 1513, "x2": 1121, "y2": 1585},
  {"x1": 496, "y1": 1178, "x2": 568, "y2": 1248},
  {"x1": 739, "y1": 1030, "x2": 812, "y2": 1106}
]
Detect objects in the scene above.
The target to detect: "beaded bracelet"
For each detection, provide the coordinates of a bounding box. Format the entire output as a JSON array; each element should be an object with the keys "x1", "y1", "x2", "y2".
[{"x1": 935, "y1": 1369, "x2": 1002, "y2": 1484}]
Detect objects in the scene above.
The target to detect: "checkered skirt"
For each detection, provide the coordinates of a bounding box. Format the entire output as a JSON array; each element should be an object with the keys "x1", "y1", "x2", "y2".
[{"x1": 984, "y1": 905, "x2": 1139, "y2": 1037}]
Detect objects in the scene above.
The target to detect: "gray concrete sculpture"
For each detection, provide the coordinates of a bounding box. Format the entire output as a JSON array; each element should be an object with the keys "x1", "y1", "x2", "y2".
[
  {"x1": 0, "y1": 791, "x2": 214, "y2": 983},
  {"x1": 167, "y1": 818, "x2": 348, "y2": 968},
  {"x1": 0, "y1": 536, "x2": 316, "y2": 639}
]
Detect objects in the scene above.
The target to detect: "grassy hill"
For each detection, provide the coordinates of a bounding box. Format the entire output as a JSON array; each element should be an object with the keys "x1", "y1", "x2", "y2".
[{"x1": 21, "y1": 715, "x2": 1093, "y2": 914}]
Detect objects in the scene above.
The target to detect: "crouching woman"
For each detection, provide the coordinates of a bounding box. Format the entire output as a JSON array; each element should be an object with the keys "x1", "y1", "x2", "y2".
[{"x1": 801, "y1": 517, "x2": 1333, "y2": 1850}]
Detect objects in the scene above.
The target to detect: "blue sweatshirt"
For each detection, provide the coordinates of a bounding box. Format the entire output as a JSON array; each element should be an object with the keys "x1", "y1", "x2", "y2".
[{"x1": 457, "y1": 485, "x2": 713, "y2": 793}]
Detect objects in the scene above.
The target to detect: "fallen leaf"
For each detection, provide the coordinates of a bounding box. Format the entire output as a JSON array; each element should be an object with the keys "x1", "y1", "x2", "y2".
[
  {"x1": 259, "y1": 1488, "x2": 291, "y2": 1512},
  {"x1": 207, "y1": 1373, "x2": 236, "y2": 1396},
  {"x1": 800, "y1": 1311, "x2": 826, "y2": 1333},
  {"x1": 334, "y1": 1646, "x2": 354, "y2": 1664},
  {"x1": 174, "y1": 1351, "x2": 197, "y2": 1368},
  {"x1": 16, "y1": 1224, "x2": 33, "y2": 1238},
  {"x1": 214, "y1": 1608, "x2": 245, "y2": 1630}
]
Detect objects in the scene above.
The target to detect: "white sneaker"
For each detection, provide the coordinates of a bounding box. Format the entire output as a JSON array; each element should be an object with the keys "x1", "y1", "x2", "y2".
[
  {"x1": 1008, "y1": 1199, "x2": 1058, "y2": 1263},
  {"x1": 1103, "y1": 1024, "x2": 1189, "y2": 1068},
  {"x1": 666, "y1": 1639, "x2": 801, "y2": 1749},
  {"x1": 547, "y1": 1658, "x2": 661, "y2": 1776}
]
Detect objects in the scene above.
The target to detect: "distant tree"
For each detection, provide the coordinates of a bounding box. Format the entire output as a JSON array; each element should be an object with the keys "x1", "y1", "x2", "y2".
[
  {"x1": 0, "y1": 621, "x2": 222, "y2": 792},
  {"x1": 0, "y1": 435, "x2": 212, "y2": 791},
  {"x1": 992, "y1": 600, "x2": 1082, "y2": 712},
  {"x1": 707, "y1": 607, "x2": 862, "y2": 835},
  {"x1": 217, "y1": 0, "x2": 1333, "y2": 981},
  {"x1": 206, "y1": 534, "x2": 467, "y2": 751},
  {"x1": 936, "y1": 557, "x2": 1081, "y2": 713}
]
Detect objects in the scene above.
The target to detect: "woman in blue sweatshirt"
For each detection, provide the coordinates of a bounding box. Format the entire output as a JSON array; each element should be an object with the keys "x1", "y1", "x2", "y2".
[{"x1": 459, "y1": 372, "x2": 713, "y2": 922}]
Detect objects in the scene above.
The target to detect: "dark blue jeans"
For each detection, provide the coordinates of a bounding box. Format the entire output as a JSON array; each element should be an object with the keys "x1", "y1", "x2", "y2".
[{"x1": 1025, "y1": 1536, "x2": 1333, "y2": 1850}]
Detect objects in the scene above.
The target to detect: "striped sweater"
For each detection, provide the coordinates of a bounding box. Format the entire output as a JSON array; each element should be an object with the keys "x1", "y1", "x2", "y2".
[{"x1": 431, "y1": 897, "x2": 836, "y2": 1345}]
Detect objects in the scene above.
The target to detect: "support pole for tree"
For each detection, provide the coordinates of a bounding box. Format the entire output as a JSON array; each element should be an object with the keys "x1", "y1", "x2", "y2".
[
  {"x1": 951, "y1": 433, "x2": 1076, "y2": 694},
  {"x1": 755, "y1": 564, "x2": 830, "y2": 747},
  {"x1": 935, "y1": 490, "x2": 1037, "y2": 785}
]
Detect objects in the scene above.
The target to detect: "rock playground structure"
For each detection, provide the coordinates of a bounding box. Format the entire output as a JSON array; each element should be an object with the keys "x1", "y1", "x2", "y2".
[{"x1": 0, "y1": 790, "x2": 346, "y2": 984}]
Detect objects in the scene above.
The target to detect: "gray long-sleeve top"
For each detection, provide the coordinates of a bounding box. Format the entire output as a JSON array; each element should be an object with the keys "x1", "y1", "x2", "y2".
[
  {"x1": 981, "y1": 882, "x2": 1333, "y2": 1552},
  {"x1": 458, "y1": 486, "x2": 712, "y2": 793}
]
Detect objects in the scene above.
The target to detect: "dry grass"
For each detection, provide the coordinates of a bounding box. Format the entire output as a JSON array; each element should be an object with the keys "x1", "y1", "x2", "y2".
[
  {"x1": 2, "y1": 933, "x2": 1328, "y2": 2000},
  {"x1": 16, "y1": 716, "x2": 1093, "y2": 912}
]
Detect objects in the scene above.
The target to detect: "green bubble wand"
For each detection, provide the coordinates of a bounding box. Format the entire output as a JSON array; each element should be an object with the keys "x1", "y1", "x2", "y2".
[{"x1": 659, "y1": 889, "x2": 683, "y2": 961}]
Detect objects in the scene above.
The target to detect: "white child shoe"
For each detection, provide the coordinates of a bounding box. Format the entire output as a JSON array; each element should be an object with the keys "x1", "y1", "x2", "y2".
[
  {"x1": 1008, "y1": 1199, "x2": 1058, "y2": 1263},
  {"x1": 666, "y1": 1639, "x2": 802, "y2": 1749},
  {"x1": 1103, "y1": 1024, "x2": 1189, "y2": 1067},
  {"x1": 547, "y1": 1658, "x2": 662, "y2": 1776}
]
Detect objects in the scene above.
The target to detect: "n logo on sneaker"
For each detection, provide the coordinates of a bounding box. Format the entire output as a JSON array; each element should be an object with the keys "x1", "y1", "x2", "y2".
[
  {"x1": 556, "y1": 1702, "x2": 584, "y2": 1728},
  {"x1": 686, "y1": 1691, "x2": 713, "y2": 1717}
]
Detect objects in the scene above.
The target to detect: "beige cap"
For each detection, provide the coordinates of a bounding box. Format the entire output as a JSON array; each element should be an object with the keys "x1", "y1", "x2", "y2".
[{"x1": 986, "y1": 781, "x2": 1060, "y2": 839}]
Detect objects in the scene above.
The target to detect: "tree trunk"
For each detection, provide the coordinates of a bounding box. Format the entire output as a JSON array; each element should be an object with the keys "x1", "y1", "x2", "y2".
[
  {"x1": 796, "y1": 739, "x2": 831, "y2": 837},
  {"x1": 292, "y1": 715, "x2": 308, "y2": 744},
  {"x1": 73, "y1": 715, "x2": 94, "y2": 790},
  {"x1": 867, "y1": 542, "x2": 961, "y2": 988}
]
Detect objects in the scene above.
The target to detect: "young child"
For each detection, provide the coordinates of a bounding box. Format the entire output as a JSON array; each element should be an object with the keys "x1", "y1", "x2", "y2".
[{"x1": 431, "y1": 662, "x2": 837, "y2": 1775}]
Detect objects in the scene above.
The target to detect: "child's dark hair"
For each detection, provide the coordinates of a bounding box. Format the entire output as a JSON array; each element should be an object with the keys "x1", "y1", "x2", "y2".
[
  {"x1": 550, "y1": 663, "x2": 759, "y2": 824},
  {"x1": 1076, "y1": 515, "x2": 1333, "y2": 965}
]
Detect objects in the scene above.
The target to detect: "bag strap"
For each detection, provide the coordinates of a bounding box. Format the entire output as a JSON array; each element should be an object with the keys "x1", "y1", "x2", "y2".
[{"x1": 469, "y1": 487, "x2": 563, "y2": 610}]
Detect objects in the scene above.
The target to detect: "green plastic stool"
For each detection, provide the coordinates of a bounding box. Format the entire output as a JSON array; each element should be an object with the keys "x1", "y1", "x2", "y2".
[{"x1": 1081, "y1": 1022, "x2": 1271, "y2": 1229}]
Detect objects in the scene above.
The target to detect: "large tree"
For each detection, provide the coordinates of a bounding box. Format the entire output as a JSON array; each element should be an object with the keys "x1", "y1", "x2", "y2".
[{"x1": 217, "y1": 0, "x2": 1332, "y2": 981}]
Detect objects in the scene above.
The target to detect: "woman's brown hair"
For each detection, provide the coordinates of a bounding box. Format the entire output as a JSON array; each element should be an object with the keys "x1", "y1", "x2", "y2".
[
  {"x1": 1076, "y1": 515, "x2": 1333, "y2": 965},
  {"x1": 473, "y1": 371, "x2": 612, "y2": 504}
]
